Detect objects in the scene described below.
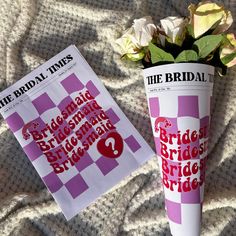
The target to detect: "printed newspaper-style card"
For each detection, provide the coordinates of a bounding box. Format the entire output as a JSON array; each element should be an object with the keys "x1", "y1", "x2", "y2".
[{"x1": 0, "y1": 45, "x2": 154, "y2": 220}]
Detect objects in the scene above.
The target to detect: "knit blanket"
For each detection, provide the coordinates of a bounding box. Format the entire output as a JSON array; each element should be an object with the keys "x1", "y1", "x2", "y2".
[{"x1": 0, "y1": 0, "x2": 235, "y2": 235}]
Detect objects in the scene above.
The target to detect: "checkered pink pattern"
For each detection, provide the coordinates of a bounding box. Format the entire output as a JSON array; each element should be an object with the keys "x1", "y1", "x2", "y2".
[
  {"x1": 5, "y1": 73, "x2": 145, "y2": 219},
  {"x1": 149, "y1": 93, "x2": 211, "y2": 234}
]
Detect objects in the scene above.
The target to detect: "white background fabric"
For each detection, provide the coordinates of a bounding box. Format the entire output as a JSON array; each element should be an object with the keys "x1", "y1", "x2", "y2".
[{"x1": 0, "y1": 0, "x2": 235, "y2": 235}]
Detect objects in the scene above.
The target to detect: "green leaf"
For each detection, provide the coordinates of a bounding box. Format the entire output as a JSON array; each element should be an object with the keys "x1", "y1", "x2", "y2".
[
  {"x1": 187, "y1": 24, "x2": 194, "y2": 38},
  {"x1": 193, "y1": 34, "x2": 223, "y2": 58},
  {"x1": 148, "y1": 42, "x2": 174, "y2": 64},
  {"x1": 175, "y1": 50, "x2": 199, "y2": 63},
  {"x1": 221, "y1": 52, "x2": 236, "y2": 66}
]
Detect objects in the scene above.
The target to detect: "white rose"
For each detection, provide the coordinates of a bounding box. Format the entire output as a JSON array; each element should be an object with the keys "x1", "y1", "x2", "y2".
[
  {"x1": 115, "y1": 32, "x2": 144, "y2": 61},
  {"x1": 160, "y1": 16, "x2": 187, "y2": 46},
  {"x1": 115, "y1": 16, "x2": 157, "y2": 61},
  {"x1": 132, "y1": 16, "x2": 157, "y2": 47}
]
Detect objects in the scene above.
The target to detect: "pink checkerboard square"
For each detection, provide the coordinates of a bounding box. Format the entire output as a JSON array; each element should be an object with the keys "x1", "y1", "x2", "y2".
[
  {"x1": 149, "y1": 97, "x2": 159, "y2": 117},
  {"x1": 6, "y1": 112, "x2": 25, "y2": 132},
  {"x1": 23, "y1": 141, "x2": 44, "y2": 162},
  {"x1": 105, "y1": 108, "x2": 120, "y2": 124},
  {"x1": 32, "y1": 93, "x2": 56, "y2": 115},
  {"x1": 43, "y1": 171, "x2": 63, "y2": 193},
  {"x1": 65, "y1": 173, "x2": 89, "y2": 199},
  {"x1": 61, "y1": 73, "x2": 84, "y2": 94},
  {"x1": 125, "y1": 135, "x2": 141, "y2": 153},
  {"x1": 165, "y1": 199, "x2": 181, "y2": 224},
  {"x1": 86, "y1": 81, "x2": 100, "y2": 97},
  {"x1": 75, "y1": 152, "x2": 94, "y2": 172},
  {"x1": 96, "y1": 156, "x2": 119, "y2": 175},
  {"x1": 178, "y1": 96, "x2": 199, "y2": 118}
]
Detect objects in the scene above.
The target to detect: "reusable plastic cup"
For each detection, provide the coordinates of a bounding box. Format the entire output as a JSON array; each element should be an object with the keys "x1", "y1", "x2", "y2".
[{"x1": 143, "y1": 63, "x2": 214, "y2": 236}]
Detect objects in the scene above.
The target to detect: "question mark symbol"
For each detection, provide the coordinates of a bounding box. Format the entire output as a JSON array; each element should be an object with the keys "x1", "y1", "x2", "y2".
[{"x1": 105, "y1": 137, "x2": 118, "y2": 155}]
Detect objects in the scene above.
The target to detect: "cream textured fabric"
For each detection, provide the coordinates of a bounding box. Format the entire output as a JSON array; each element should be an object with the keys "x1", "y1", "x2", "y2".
[{"x1": 0, "y1": 0, "x2": 235, "y2": 235}]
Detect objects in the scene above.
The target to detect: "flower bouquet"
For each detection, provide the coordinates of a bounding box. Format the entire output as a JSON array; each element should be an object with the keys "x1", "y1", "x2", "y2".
[{"x1": 116, "y1": 1, "x2": 235, "y2": 236}]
